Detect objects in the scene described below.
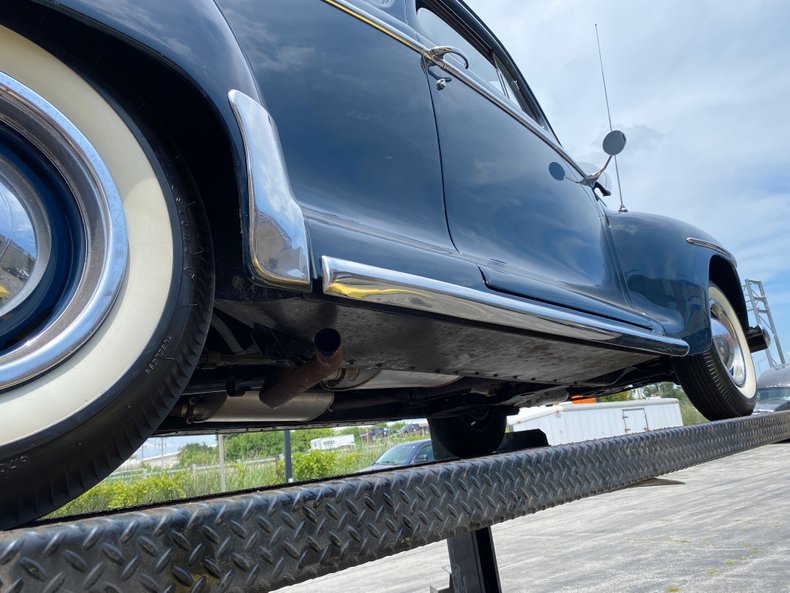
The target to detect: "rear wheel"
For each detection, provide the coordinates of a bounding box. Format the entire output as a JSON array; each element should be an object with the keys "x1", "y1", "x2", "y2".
[
  {"x1": 0, "y1": 26, "x2": 213, "y2": 528},
  {"x1": 429, "y1": 409, "x2": 508, "y2": 458},
  {"x1": 672, "y1": 284, "x2": 756, "y2": 420}
]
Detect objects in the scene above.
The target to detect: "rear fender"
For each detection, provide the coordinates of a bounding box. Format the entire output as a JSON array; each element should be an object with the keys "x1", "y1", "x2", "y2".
[{"x1": 13, "y1": 0, "x2": 264, "y2": 293}]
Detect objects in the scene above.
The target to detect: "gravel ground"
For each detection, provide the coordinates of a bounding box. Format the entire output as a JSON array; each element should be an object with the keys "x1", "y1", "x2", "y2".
[{"x1": 276, "y1": 442, "x2": 790, "y2": 593}]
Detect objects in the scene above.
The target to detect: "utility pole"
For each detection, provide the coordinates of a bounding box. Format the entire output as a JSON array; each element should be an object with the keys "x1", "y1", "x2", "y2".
[
  {"x1": 284, "y1": 430, "x2": 293, "y2": 483},
  {"x1": 218, "y1": 434, "x2": 227, "y2": 493}
]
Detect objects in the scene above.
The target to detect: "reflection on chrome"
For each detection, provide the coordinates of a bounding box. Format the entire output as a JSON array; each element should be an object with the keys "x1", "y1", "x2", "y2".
[
  {"x1": 0, "y1": 70, "x2": 128, "y2": 390},
  {"x1": 0, "y1": 155, "x2": 51, "y2": 319},
  {"x1": 228, "y1": 90, "x2": 311, "y2": 290},
  {"x1": 322, "y1": 256, "x2": 690, "y2": 356}
]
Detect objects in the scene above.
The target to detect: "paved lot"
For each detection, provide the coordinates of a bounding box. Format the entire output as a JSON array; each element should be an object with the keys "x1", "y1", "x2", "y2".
[{"x1": 276, "y1": 442, "x2": 790, "y2": 593}]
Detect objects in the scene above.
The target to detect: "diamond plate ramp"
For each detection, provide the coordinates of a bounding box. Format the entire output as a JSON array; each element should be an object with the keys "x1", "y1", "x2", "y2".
[{"x1": 1, "y1": 412, "x2": 789, "y2": 593}]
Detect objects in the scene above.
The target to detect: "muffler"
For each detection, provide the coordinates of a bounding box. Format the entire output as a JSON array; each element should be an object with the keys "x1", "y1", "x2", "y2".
[{"x1": 259, "y1": 328, "x2": 343, "y2": 408}]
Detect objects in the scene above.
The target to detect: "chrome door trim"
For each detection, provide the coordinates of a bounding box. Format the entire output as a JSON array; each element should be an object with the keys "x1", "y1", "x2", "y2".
[
  {"x1": 228, "y1": 90, "x2": 311, "y2": 290},
  {"x1": 322, "y1": 256, "x2": 689, "y2": 356},
  {"x1": 687, "y1": 237, "x2": 736, "y2": 264}
]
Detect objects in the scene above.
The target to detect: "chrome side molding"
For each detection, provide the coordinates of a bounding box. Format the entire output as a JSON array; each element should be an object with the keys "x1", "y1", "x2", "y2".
[
  {"x1": 322, "y1": 256, "x2": 689, "y2": 356},
  {"x1": 687, "y1": 237, "x2": 736, "y2": 264},
  {"x1": 228, "y1": 90, "x2": 311, "y2": 290}
]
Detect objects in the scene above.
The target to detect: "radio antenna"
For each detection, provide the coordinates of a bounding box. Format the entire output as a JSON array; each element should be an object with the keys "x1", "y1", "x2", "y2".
[{"x1": 595, "y1": 24, "x2": 627, "y2": 212}]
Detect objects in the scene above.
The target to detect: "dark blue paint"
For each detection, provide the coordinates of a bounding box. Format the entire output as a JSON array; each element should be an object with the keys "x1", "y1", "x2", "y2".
[
  {"x1": 220, "y1": 0, "x2": 462, "y2": 278},
  {"x1": 36, "y1": 0, "x2": 258, "y2": 259},
  {"x1": 607, "y1": 210, "x2": 728, "y2": 353},
  {"x1": 36, "y1": 0, "x2": 259, "y2": 103},
  {"x1": 27, "y1": 0, "x2": 741, "y2": 354},
  {"x1": 427, "y1": 64, "x2": 630, "y2": 311}
]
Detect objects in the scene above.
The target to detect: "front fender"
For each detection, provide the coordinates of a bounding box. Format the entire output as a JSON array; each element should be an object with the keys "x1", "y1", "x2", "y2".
[{"x1": 608, "y1": 210, "x2": 735, "y2": 354}]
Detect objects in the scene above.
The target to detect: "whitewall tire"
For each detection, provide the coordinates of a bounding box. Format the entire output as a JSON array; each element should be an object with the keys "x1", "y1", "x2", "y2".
[{"x1": 0, "y1": 26, "x2": 213, "y2": 528}]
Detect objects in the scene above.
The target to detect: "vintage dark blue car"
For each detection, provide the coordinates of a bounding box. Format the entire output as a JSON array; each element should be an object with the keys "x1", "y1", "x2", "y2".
[{"x1": 0, "y1": 0, "x2": 767, "y2": 527}]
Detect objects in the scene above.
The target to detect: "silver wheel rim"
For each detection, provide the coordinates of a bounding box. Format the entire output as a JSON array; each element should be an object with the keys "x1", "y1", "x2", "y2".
[
  {"x1": 710, "y1": 294, "x2": 748, "y2": 388},
  {"x1": 0, "y1": 70, "x2": 128, "y2": 389},
  {"x1": 0, "y1": 156, "x2": 52, "y2": 319}
]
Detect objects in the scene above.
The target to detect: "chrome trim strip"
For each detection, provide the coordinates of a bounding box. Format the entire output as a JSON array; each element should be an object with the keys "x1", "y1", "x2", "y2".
[
  {"x1": 322, "y1": 256, "x2": 689, "y2": 356},
  {"x1": 687, "y1": 237, "x2": 736, "y2": 264},
  {"x1": 0, "y1": 70, "x2": 128, "y2": 389},
  {"x1": 228, "y1": 90, "x2": 311, "y2": 290},
  {"x1": 320, "y1": 0, "x2": 588, "y2": 179}
]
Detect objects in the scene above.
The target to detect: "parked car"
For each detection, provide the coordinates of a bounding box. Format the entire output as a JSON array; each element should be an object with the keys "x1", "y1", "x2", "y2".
[
  {"x1": 399, "y1": 423, "x2": 429, "y2": 436},
  {"x1": 360, "y1": 426, "x2": 394, "y2": 441},
  {"x1": 754, "y1": 367, "x2": 790, "y2": 414},
  {"x1": 0, "y1": 0, "x2": 766, "y2": 528},
  {"x1": 358, "y1": 439, "x2": 436, "y2": 472},
  {"x1": 6, "y1": 267, "x2": 28, "y2": 281}
]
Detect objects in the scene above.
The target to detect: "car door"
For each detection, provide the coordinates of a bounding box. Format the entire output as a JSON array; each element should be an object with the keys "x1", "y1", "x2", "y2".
[{"x1": 411, "y1": 3, "x2": 647, "y2": 326}]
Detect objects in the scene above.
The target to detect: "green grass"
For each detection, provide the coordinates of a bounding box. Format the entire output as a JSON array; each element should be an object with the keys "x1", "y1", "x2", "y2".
[{"x1": 47, "y1": 437, "x2": 412, "y2": 519}]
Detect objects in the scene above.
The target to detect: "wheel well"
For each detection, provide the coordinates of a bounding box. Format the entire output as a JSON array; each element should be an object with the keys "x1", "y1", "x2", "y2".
[
  {"x1": 0, "y1": 2, "x2": 244, "y2": 297},
  {"x1": 709, "y1": 255, "x2": 748, "y2": 329}
]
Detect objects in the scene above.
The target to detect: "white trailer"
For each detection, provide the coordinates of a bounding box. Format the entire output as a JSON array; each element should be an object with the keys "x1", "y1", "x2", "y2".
[
  {"x1": 509, "y1": 399, "x2": 683, "y2": 446},
  {"x1": 310, "y1": 433, "x2": 355, "y2": 451}
]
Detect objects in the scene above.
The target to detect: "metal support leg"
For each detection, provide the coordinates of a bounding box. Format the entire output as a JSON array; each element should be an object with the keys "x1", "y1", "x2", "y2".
[
  {"x1": 431, "y1": 435, "x2": 512, "y2": 593},
  {"x1": 444, "y1": 527, "x2": 503, "y2": 593}
]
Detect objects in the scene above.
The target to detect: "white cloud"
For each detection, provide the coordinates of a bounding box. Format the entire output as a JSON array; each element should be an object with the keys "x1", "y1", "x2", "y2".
[{"x1": 467, "y1": 0, "x2": 790, "y2": 346}]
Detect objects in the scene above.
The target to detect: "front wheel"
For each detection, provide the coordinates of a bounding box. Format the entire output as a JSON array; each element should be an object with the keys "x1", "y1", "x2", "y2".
[
  {"x1": 428, "y1": 409, "x2": 508, "y2": 458},
  {"x1": 0, "y1": 26, "x2": 213, "y2": 528},
  {"x1": 672, "y1": 284, "x2": 756, "y2": 420}
]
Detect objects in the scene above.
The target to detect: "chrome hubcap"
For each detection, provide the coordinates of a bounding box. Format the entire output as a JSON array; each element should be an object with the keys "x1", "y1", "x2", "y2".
[
  {"x1": 710, "y1": 300, "x2": 747, "y2": 387},
  {"x1": 0, "y1": 71, "x2": 127, "y2": 390},
  {"x1": 0, "y1": 156, "x2": 52, "y2": 319}
]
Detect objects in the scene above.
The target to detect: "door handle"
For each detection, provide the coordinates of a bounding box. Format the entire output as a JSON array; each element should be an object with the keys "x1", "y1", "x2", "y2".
[{"x1": 428, "y1": 46, "x2": 470, "y2": 70}]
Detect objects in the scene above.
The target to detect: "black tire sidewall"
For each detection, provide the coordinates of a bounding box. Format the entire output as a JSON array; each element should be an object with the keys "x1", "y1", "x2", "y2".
[
  {"x1": 0, "y1": 105, "x2": 213, "y2": 529},
  {"x1": 672, "y1": 284, "x2": 756, "y2": 421},
  {"x1": 429, "y1": 410, "x2": 508, "y2": 458}
]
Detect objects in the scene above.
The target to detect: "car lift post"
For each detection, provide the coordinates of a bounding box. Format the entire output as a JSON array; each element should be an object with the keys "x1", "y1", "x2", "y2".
[{"x1": 432, "y1": 430, "x2": 548, "y2": 592}]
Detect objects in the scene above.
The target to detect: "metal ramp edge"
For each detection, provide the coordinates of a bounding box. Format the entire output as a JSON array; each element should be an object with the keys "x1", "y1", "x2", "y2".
[{"x1": 1, "y1": 411, "x2": 789, "y2": 593}]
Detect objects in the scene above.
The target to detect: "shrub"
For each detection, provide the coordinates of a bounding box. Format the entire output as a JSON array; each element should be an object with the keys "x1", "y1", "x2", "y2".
[{"x1": 293, "y1": 449, "x2": 337, "y2": 481}]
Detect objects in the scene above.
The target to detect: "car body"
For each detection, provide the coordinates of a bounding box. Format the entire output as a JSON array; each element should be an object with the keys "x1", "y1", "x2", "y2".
[
  {"x1": 754, "y1": 366, "x2": 790, "y2": 414},
  {"x1": 0, "y1": 0, "x2": 767, "y2": 526},
  {"x1": 358, "y1": 438, "x2": 436, "y2": 472},
  {"x1": 6, "y1": 267, "x2": 27, "y2": 281},
  {"x1": 399, "y1": 423, "x2": 429, "y2": 436}
]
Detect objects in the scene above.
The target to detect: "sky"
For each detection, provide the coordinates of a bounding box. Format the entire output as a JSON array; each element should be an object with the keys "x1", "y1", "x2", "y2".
[{"x1": 465, "y1": 0, "x2": 790, "y2": 375}]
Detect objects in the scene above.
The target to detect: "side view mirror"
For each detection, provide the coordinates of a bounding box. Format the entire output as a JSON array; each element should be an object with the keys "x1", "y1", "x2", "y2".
[
  {"x1": 548, "y1": 131, "x2": 627, "y2": 189},
  {"x1": 585, "y1": 130, "x2": 626, "y2": 183},
  {"x1": 602, "y1": 130, "x2": 626, "y2": 156}
]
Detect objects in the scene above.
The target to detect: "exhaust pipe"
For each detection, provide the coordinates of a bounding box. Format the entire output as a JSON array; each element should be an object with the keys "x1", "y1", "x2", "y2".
[{"x1": 259, "y1": 328, "x2": 343, "y2": 408}]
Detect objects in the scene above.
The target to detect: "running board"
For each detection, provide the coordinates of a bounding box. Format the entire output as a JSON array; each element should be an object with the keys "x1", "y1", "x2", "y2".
[
  {"x1": 1, "y1": 413, "x2": 788, "y2": 592},
  {"x1": 321, "y1": 256, "x2": 689, "y2": 356}
]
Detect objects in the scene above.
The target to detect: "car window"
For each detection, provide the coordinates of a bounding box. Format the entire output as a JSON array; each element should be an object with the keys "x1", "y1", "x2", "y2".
[
  {"x1": 494, "y1": 56, "x2": 535, "y2": 117},
  {"x1": 416, "y1": 443, "x2": 435, "y2": 462},
  {"x1": 757, "y1": 387, "x2": 790, "y2": 401},
  {"x1": 374, "y1": 442, "x2": 419, "y2": 465},
  {"x1": 416, "y1": 6, "x2": 540, "y2": 124},
  {"x1": 416, "y1": 7, "x2": 506, "y2": 97}
]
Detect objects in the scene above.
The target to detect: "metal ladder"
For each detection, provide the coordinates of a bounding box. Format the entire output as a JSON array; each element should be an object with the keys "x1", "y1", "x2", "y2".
[{"x1": 743, "y1": 278, "x2": 786, "y2": 368}]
